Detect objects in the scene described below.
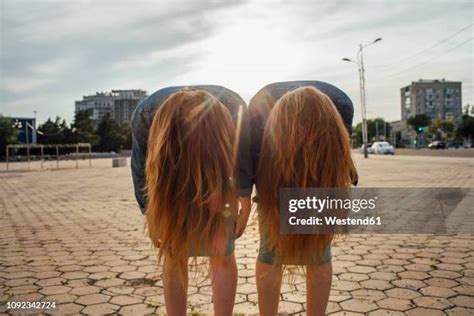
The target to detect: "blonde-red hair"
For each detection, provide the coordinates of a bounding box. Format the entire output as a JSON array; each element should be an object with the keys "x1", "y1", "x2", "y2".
[
  {"x1": 257, "y1": 86, "x2": 356, "y2": 264},
  {"x1": 145, "y1": 89, "x2": 238, "y2": 285}
]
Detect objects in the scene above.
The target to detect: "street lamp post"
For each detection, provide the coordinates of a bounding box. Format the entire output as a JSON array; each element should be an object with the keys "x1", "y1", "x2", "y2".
[
  {"x1": 376, "y1": 120, "x2": 379, "y2": 141},
  {"x1": 342, "y1": 38, "x2": 382, "y2": 158}
]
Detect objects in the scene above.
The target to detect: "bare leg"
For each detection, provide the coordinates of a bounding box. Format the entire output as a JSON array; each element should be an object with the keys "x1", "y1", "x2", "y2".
[
  {"x1": 306, "y1": 262, "x2": 332, "y2": 316},
  {"x1": 210, "y1": 253, "x2": 237, "y2": 315},
  {"x1": 256, "y1": 260, "x2": 283, "y2": 316},
  {"x1": 163, "y1": 256, "x2": 188, "y2": 316}
]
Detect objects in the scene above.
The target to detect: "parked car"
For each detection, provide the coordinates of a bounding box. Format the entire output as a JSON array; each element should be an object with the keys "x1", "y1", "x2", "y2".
[
  {"x1": 360, "y1": 143, "x2": 373, "y2": 154},
  {"x1": 371, "y1": 141, "x2": 395, "y2": 155},
  {"x1": 428, "y1": 141, "x2": 446, "y2": 149},
  {"x1": 446, "y1": 140, "x2": 463, "y2": 149}
]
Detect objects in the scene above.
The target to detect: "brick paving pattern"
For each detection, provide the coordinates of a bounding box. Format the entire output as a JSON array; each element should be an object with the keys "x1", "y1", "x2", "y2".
[{"x1": 0, "y1": 154, "x2": 473, "y2": 315}]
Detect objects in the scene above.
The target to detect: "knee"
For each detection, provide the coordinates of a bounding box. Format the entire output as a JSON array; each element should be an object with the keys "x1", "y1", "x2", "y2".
[
  {"x1": 211, "y1": 254, "x2": 236, "y2": 271},
  {"x1": 306, "y1": 262, "x2": 332, "y2": 283},
  {"x1": 256, "y1": 260, "x2": 282, "y2": 280}
]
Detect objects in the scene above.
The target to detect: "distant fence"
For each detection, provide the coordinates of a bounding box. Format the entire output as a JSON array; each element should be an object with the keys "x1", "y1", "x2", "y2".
[{"x1": 6, "y1": 143, "x2": 92, "y2": 170}]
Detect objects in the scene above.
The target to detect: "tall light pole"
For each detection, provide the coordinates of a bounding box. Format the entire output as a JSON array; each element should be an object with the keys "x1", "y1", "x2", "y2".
[
  {"x1": 33, "y1": 111, "x2": 38, "y2": 144},
  {"x1": 376, "y1": 120, "x2": 379, "y2": 141},
  {"x1": 342, "y1": 37, "x2": 382, "y2": 158}
]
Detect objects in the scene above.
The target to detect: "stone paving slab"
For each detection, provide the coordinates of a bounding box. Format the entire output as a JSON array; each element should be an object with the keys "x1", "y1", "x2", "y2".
[{"x1": 0, "y1": 154, "x2": 473, "y2": 315}]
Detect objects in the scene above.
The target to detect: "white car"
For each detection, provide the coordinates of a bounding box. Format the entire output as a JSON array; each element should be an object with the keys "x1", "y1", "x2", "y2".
[
  {"x1": 371, "y1": 141, "x2": 395, "y2": 155},
  {"x1": 360, "y1": 143, "x2": 374, "y2": 154}
]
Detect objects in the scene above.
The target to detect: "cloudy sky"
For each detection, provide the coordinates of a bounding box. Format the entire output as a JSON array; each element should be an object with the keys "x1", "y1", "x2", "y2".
[{"x1": 0, "y1": 0, "x2": 472, "y2": 125}]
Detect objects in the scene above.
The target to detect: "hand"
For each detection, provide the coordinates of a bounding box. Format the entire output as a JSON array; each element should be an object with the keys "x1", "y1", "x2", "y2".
[
  {"x1": 234, "y1": 208, "x2": 250, "y2": 239},
  {"x1": 234, "y1": 196, "x2": 251, "y2": 239}
]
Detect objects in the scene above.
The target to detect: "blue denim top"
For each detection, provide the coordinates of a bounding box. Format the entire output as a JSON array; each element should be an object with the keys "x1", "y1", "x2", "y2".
[
  {"x1": 130, "y1": 85, "x2": 253, "y2": 214},
  {"x1": 248, "y1": 80, "x2": 355, "y2": 185}
]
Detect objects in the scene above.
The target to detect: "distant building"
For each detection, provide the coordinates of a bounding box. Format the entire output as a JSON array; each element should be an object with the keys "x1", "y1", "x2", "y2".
[
  {"x1": 9, "y1": 117, "x2": 37, "y2": 144},
  {"x1": 401, "y1": 79, "x2": 462, "y2": 123},
  {"x1": 112, "y1": 90, "x2": 148, "y2": 125},
  {"x1": 400, "y1": 79, "x2": 462, "y2": 146},
  {"x1": 75, "y1": 89, "x2": 147, "y2": 125},
  {"x1": 75, "y1": 91, "x2": 116, "y2": 124}
]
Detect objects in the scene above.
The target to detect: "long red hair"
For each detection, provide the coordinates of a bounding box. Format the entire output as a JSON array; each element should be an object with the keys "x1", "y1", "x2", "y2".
[
  {"x1": 257, "y1": 86, "x2": 355, "y2": 264},
  {"x1": 145, "y1": 89, "x2": 238, "y2": 285}
]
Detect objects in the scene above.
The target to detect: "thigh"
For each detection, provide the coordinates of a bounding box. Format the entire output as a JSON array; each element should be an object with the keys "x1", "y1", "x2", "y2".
[
  {"x1": 189, "y1": 219, "x2": 236, "y2": 257},
  {"x1": 257, "y1": 234, "x2": 332, "y2": 265}
]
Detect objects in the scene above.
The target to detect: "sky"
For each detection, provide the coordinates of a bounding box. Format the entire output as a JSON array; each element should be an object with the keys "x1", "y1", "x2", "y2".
[{"x1": 0, "y1": 0, "x2": 473, "y2": 126}]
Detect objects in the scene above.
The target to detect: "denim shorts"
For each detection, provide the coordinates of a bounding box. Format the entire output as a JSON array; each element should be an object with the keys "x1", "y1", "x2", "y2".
[
  {"x1": 257, "y1": 235, "x2": 332, "y2": 265},
  {"x1": 189, "y1": 219, "x2": 236, "y2": 257}
]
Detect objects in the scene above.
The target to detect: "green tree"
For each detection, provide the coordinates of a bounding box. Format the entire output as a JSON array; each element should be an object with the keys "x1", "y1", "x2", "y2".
[
  {"x1": 97, "y1": 113, "x2": 128, "y2": 152},
  {"x1": 124, "y1": 126, "x2": 132, "y2": 150},
  {"x1": 0, "y1": 115, "x2": 18, "y2": 158},
  {"x1": 37, "y1": 116, "x2": 69, "y2": 144},
  {"x1": 67, "y1": 110, "x2": 99, "y2": 146},
  {"x1": 428, "y1": 119, "x2": 455, "y2": 140},
  {"x1": 353, "y1": 118, "x2": 391, "y2": 147},
  {"x1": 463, "y1": 104, "x2": 471, "y2": 116},
  {"x1": 457, "y1": 115, "x2": 474, "y2": 145},
  {"x1": 407, "y1": 114, "x2": 431, "y2": 134}
]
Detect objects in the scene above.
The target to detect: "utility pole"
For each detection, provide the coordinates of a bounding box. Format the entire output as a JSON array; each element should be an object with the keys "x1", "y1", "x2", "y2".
[
  {"x1": 25, "y1": 123, "x2": 30, "y2": 164},
  {"x1": 343, "y1": 38, "x2": 382, "y2": 158},
  {"x1": 359, "y1": 43, "x2": 369, "y2": 155},
  {"x1": 376, "y1": 120, "x2": 379, "y2": 141}
]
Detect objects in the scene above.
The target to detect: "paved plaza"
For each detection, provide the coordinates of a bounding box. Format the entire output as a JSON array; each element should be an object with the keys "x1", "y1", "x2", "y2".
[{"x1": 0, "y1": 154, "x2": 473, "y2": 315}]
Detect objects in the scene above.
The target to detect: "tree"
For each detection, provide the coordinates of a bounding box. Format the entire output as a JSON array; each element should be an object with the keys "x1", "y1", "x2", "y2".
[
  {"x1": 428, "y1": 119, "x2": 455, "y2": 140},
  {"x1": 457, "y1": 115, "x2": 474, "y2": 145},
  {"x1": 0, "y1": 115, "x2": 18, "y2": 158},
  {"x1": 353, "y1": 118, "x2": 391, "y2": 147},
  {"x1": 97, "y1": 113, "x2": 128, "y2": 152},
  {"x1": 37, "y1": 116, "x2": 69, "y2": 144},
  {"x1": 463, "y1": 104, "x2": 471, "y2": 116},
  {"x1": 407, "y1": 114, "x2": 431, "y2": 134},
  {"x1": 67, "y1": 110, "x2": 99, "y2": 146},
  {"x1": 123, "y1": 125, "x2": 132, "y2": 150}
]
